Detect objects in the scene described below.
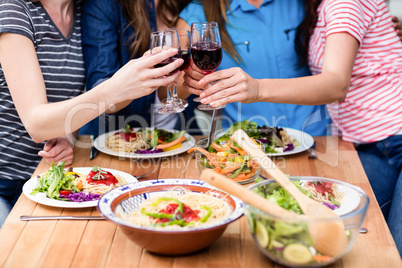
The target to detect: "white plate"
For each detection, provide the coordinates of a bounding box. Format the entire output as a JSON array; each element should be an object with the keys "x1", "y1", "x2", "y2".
[
  {"x1": 94, "y1": 128, "x2": 196, "y2": 159},
  {"x1": 23, "y1": 167, "x2": 137, "y2": 208},
  {"x1": 266, "y1": 127, "x2": 314, "y2": 156},
  {"x1": 299, "y1": 179, "x2": 361, "y2": 216},
  {"x1": 216, "y1": 127, "x2": 314, "y2": 156}
]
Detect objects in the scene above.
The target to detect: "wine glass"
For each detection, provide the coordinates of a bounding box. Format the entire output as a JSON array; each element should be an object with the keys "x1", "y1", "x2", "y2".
[
  {"x1": 160, "y1": 28, "x2": 191, "y2": 108},
  {"x1": 150, "y1": 30, "x2": 185, "y2": 114},
  {"x1": 191, "y1": 22, "x2": 225, "y2": 110}
]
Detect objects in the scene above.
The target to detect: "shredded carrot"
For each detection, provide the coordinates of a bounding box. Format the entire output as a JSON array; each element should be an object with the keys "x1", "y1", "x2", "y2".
[
  {"x1": 211, "y1": 143, "x2": 225, "y2": 152},
  {"x1": 187, "y1": 147, "x2": 211, "y2": 155},
  {"x1": 156, "y1": 136, "x2": 185, "y2": 149},
  {"x1": 312, "y1": 255, "x2": 332, "y2": 262},
  {"x1": 232, "y1": 173, "x2": 254, "y2": 182}
]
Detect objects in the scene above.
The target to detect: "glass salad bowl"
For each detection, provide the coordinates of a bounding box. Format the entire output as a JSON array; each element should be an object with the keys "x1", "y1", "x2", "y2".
[
  {"x1": 191, "y1": 138, "x2": 261, "y2": 184},
  {"x1": 244, "y1": 177, "x2": 369, "y2": 267}
]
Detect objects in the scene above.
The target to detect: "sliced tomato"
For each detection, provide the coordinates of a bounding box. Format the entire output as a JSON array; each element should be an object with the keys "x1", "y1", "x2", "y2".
[{"x1": 59, "y1": 190, "x2": 71, "y2": 195}]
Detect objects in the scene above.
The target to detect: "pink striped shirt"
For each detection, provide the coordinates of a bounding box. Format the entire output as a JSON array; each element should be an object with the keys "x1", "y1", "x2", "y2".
[{"x1": 308, "y1": 0, "x2": 402, "y2": 143}]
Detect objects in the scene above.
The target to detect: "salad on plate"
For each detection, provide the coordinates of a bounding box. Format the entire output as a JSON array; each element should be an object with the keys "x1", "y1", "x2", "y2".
[{"x1": 215, "y1": 120, "x2": 299, "y2": 154}]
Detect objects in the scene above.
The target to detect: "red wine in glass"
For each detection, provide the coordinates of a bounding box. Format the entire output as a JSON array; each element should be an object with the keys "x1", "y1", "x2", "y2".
[
  {"x1": 154, "y1": 50, "x2": 190, "y2": 74},
  {"x1": 179, "y1": 50, "x2": 191, "y2": 71},
  {"x1": 154, "y1": 57, "x2": 178, "y2": 75},
  {"x1": 191, "y1": 42, "x2": 222, "y2": 74},
  {"x1": 190, "y1": 22, "x2": 225, "y2": 110}
]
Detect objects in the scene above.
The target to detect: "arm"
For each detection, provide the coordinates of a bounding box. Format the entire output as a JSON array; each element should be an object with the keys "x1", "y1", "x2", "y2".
[
  {"x1": 198, "y1": 33, "x2": 359, "y2": 107},
  {"x1": 0, "y1": 33, "x2": 183, "y2": 143}
]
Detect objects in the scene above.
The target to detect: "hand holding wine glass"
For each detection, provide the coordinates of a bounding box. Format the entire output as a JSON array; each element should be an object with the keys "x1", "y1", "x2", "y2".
[
  {"x1": 159, "y1": 28, "x2": 191, "y2": 109},
  {"x1": 190, "y1": 22, "x2": 225, "y2": 110},
  {"x1": 150, "y1": 30, "x2": 188, "y2": 114}
]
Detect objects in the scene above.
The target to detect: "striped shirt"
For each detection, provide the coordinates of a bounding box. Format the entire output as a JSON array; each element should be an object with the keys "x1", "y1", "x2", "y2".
[
  {"x1": 308, "y1": 0, "x2": 402, "y2": 143},
  {"x1": 0, "y1": 0, "x2": 85, "y2": 180}
]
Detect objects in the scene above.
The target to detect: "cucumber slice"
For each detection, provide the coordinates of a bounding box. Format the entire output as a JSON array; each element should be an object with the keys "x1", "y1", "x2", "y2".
[
  {"x1": 255, "y1": 221, "x2": 269, "y2": 248},
  {"x1": 283, "y1": 243, "x2": 312, "y2": 264},
  {"x1": 270, "y1": 240, "x2": 285, "y2": 249}
]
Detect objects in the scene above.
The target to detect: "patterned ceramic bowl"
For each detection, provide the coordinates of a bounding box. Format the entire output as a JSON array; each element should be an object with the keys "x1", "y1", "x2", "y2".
[{"x1": 98, "y1": 179, "x2": 243, "y2": 255}]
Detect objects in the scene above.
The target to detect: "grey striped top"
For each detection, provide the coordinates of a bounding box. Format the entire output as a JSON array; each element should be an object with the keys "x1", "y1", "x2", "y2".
[{"x1": 0, "y1": 0, "x2": 85, "y2": 180}]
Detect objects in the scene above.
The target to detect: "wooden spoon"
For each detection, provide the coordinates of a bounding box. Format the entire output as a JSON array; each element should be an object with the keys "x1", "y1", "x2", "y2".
[
  {"x1": 200, "y1": 169, "x2": 304, "y2": 219},
  {"x1": 230, "y1": 129, "x2": 348, "y2": 256}
]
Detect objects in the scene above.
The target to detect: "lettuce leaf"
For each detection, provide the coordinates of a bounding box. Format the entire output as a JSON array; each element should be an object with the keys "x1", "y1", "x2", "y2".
[{"x1": 31, "y1": 162, "x2": 80, "y2": 199}]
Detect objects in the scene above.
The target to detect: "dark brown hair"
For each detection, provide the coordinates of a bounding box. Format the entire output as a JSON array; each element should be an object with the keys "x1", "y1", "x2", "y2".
[
  {"x1": 202, "y1": 0, "x2": 242, "y2": 63},
  {"x1": 295, "y1": 0, "x2": 323, "y2": 66},
  {"x1": 119, "y1": 0, "x2": 190, "y2": 58}
]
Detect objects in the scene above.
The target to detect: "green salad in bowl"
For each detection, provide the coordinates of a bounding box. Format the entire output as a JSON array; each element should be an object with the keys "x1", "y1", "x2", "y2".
[{"x1": 244, "y1": 177, "x2": 369, "y2": 267}]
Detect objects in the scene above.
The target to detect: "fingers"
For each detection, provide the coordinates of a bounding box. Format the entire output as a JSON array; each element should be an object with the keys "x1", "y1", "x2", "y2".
[
  {"x1": 42, "y1": 138, "x2": 57, "y2": 151},
  {"x1": 200, "y1": 84, "x2": 242, "y2": 108},
  {"x1": 200, "y1": 72, "x2": 241, "y2": 99},
  {"x1": 182, "y1": 73, "x2": 204, "y2": 96},
  {"x1": 38, "y1": 138, "x2": 74, "y2": 165},
  {"x1": 186, "y1": 61, "x2": 205, "y2": 80},
  {"x1": 197, "y1": 68, "x2": 252, "y2": 107},
  {"x1": 146, "y1": 70, "x2": 181, "y2": 90},
  {"x1": 198, "y1": 68, "x2": 237, "y2": 88},
  {"x1": 181, "y1": 61, "x2": 205, "y2": 95},
  {"x1": 38, "y1": 146, "x2": 74, "y2": 165},
  {"x1": 135, "y1": 48, "x2": 184, "y2": 78}
]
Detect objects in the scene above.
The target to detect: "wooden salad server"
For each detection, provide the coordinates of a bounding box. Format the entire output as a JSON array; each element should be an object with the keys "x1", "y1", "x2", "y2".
[
  {"x1": 200, "y1": 169, "x2": 305, "y2": 219},
  {"x1": 230, "y1": 129, "x2": 348, "y2": 256}
]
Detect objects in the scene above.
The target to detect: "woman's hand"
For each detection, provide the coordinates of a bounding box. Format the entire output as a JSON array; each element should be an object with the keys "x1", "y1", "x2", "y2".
[
  {"x1": 198, "y1": 67, "x2": 260, "y2": 107},
  {"x1": 182, "y1": 61, "x2": 205, "y2": 96},
  {"x1": 108, "y1": 49, "x2": 184, "y2": 103},
  {"x1": 392, "y1": 16, "x2": 402, "y2": 42},
  {"x1": 38, "y1": 137, "x2": 74, "y2": 166}
]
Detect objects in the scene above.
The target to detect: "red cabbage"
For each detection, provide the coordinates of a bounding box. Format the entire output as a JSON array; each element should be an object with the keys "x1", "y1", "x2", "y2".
[
  {"x1": 60, "y1": 192, "x2": 101, "y2": 202},
  {"x1": 284, "y1": 143, "x2": 294, "y2": 152},
  {"x1": 322, "y1": 202, "x2": 339, "y2": 210},
  {"x1": 135, "y1": 148, "x2": 163, "y2": 154}
]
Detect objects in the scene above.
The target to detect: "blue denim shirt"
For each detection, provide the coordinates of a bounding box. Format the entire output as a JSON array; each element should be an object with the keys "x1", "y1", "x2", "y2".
[
  {"x1": 80, "y1": 0, "x2": 200, "y2": 135},
  {"x1": 180, "y1": 0, "x2": 331, "y2": 136}
]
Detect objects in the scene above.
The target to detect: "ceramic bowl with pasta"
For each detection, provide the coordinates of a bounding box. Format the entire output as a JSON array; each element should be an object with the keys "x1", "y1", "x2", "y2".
[{"x1": 97, "y1": 179, "x2": 244, "y2": 255}]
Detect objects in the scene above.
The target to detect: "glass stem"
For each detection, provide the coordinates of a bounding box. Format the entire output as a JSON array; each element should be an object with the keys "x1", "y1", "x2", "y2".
[
  {"x1": 166, "y1": 82, "x2": 173, "y2": 104},
  {"x1": 171, "y1": 82, "x2": 179, "y2": 102}
]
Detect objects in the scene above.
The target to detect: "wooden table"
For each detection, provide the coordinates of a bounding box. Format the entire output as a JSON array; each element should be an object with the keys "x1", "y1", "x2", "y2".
[{"x1": 0, "y1": 136, "x2": 400, "y2": 268}]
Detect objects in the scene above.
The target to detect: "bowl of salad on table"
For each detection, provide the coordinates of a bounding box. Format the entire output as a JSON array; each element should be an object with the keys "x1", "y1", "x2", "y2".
[{"x1": 244, "y1": 176, "x2": 369, "y2": 267}]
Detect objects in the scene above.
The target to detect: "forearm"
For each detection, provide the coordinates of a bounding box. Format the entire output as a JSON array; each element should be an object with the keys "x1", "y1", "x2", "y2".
[
  {"x1": 25, "y1": 79, "x2": 118, "y2": 142},
  {"x1": 258, "y1": 72, "x2": 349, "y2": 105}
]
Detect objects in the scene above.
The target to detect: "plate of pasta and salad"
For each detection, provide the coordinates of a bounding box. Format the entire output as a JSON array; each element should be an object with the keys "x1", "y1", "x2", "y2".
[
  {"x1": 215, "y1": 120, "x2": 315, "y2": 156},
  {"x1": 23, "y1": 162, "x2": 137, "y2": 208},
  {"x1": 94, "y1": 126, "x2": 196, "y2": 159}
]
